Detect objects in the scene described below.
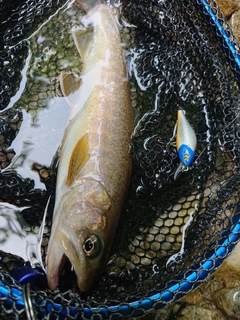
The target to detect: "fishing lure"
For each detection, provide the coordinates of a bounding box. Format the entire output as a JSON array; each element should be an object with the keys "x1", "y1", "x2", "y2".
[
  {"x1": 174, "y1": 110, "x2": 197, "y2": 179},
  {"x1": 10, "y1": 262, "x2": 47, "y2": 291}
]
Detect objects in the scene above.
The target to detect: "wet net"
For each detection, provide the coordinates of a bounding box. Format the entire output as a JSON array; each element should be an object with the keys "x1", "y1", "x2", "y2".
[{"x1": 0, "y1": 0, "x2": 240, "y2": 318}]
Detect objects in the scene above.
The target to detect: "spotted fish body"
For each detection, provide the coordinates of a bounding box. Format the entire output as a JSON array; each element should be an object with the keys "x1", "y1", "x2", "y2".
[
  {"x1": 46, "y1": 4, "x2": 133, "y2": 292},
  {"x1": 175, "y1": 110, "x2": 197, "y2": 179}
]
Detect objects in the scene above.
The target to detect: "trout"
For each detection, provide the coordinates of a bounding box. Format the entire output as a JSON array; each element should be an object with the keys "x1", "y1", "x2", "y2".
[{"x1": 46, "y1": 4, "x2": 133, "y2": 292}]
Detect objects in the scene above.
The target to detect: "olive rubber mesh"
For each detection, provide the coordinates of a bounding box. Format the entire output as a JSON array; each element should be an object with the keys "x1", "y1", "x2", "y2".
[{"x1": 0, "y1": 0, "x2": 240, "y2": 318}]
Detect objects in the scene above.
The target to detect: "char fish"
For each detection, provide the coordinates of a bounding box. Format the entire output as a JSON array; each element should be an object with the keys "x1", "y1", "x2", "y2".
[{"x1": 46, "y1": 3, "x2": 133, "y2": 292}]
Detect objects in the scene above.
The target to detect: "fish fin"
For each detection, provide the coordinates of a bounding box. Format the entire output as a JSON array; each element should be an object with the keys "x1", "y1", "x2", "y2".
[
  {"x1": 77, "y1": 0, "x2": 102, "y2": 12},
  {"x1": 66, "y1": 133, "x2": 89, "y2": 186},
  {"x1": 60, "y1": 71, "x2": 82, "y2": 107},
  {"x1": 72, "y1": 28, "x2": 93, "y2": 62}
]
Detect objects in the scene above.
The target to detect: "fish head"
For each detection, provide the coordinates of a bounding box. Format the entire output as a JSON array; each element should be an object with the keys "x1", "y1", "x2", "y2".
[{"x1": 47, "y1": 179, "x2": 114, "y2": 292}]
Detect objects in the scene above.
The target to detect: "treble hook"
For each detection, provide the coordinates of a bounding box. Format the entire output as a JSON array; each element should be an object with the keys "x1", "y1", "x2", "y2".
[{"x1": 174, "y1": 161, "x2": 189, "y2": 180}]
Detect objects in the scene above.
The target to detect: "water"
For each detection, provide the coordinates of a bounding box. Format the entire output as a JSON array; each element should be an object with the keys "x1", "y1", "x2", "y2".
[
  {"x1": 4, "y1": 100, "x2": 70, "y2": 185},
  {"x1": 0, "y1": 202, "x2": 37, "y2": 261},
  {"x1": 0, "y1": 0, "x2": 76, "y2": 265}
]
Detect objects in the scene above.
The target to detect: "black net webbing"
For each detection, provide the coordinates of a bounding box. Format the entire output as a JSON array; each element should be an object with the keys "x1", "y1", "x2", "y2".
[{"x1": 0, "y1": 0, "x2": 240, "y2": 319}]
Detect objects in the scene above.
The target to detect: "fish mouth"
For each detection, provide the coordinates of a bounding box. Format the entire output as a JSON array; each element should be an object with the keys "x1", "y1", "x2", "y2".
[
  {"x1": 46, "y1": 233, "x2": 79, "y2": 291},
  {"x1": 47, "y1": 248, "x2": 78, "y2": 292},
  {"x1": 47, "y1": 246, "x2": 64, "y2": 290},
  {"x1": 58, "y1": 255, "x2": 79, "y2": 292},
  {"x1": 47, "y1": 230, "x2": 102, "y2": 292}
]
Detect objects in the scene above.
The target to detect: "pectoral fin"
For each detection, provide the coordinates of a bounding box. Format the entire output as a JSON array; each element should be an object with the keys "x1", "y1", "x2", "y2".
[
  {"x1": 60, "y1": 71, "x2": 82, "y2": 108},
  {"x1": 66, "y1": 133, "x2": 89, "y2": 186}
]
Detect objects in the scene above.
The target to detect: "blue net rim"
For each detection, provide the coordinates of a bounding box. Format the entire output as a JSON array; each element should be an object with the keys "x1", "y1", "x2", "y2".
[
  {"x1": 1, "y1": 221, "x2": 240, "y2": 318},
  {"x1": 194, "y1": 0, "x2": 240, "y2": 77},
  {"x1": 1, "y1": 0, "x2": 240, "y2": 318}
]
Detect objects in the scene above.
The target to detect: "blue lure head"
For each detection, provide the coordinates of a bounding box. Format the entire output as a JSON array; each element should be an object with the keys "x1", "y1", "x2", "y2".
[{"x1": 178, "y1": 144, "x2": 195, "y2": 167}]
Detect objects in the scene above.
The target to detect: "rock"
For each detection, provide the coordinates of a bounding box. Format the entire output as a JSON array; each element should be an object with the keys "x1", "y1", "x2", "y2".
[
  {"x1": 216, "y1": 0, "x2": 240, "y2": 18},
  {"x1": 212, "y1": 286, "x2": 240, "y2": 318},
  {"x1": 216, "y1": 242, "x2": 240, "y2": 279},
  {"x1": 229, "y1": 10, "x2": 240, "y2": 44},
  {"x1": 174, "y1": 305, "x2": 225, "y2": 320}
]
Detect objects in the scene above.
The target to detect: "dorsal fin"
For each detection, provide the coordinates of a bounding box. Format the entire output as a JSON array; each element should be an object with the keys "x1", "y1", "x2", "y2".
[
  {"x1": 72, "y1": 28, "x2": 93, "y2": 62},
  {"x1": 77, "y1": 0, "x2": 102, "y2": 12},
  {"x1": 66, "y1": 133, "x2": 89, "y2": 186}
]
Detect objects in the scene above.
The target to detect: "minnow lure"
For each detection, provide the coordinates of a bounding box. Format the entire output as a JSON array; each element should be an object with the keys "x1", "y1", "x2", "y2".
[{"x1": 174, "y1": 110, "x2": 197, "y2": 179}]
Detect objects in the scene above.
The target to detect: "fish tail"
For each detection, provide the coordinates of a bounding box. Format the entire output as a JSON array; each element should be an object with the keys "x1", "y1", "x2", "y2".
[{"x1": 77, "y1": 0, "x2": 103, "y2": 12}]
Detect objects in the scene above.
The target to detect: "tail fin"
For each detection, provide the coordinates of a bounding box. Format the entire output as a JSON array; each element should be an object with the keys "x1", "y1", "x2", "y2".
[{"x1": 77, "y1": 0, "x2": 102, "y2": 12}]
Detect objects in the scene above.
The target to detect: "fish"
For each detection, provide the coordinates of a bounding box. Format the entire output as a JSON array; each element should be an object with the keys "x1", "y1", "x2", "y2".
[
  {"x1": 174, "y1": 110, "x2": 197, "y2": 179},
  {"x1": 46, "y1": 3, "x2": 134, "y2": 292}
]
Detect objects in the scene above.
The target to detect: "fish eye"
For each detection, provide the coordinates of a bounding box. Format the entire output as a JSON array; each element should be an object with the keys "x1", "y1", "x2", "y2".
[{"x1": 83, "y1": 234, "x2": 104, "y2": 258}]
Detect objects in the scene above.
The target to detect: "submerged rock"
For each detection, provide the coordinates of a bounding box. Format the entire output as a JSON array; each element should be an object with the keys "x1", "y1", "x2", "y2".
[
  {"x1": 229, "y1": 10, "x2": 240, "y2": 44},
  {"x1": 216, "y1": 0, "x2": 240, "y2": 18},
  {"x1": 212, "y1": 286, "x2": 240, "y2": 318},
  {"x1": 175, "y1": 305, "x2": 225, "y2": 320}
]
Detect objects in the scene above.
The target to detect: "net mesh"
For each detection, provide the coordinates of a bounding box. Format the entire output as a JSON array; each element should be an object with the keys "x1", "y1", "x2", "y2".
[{"x1": 0, "y1": 0, "x2": 240, "y2": 318}]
